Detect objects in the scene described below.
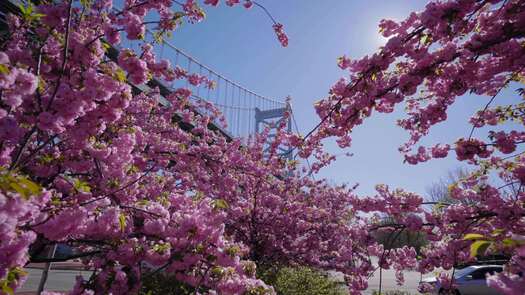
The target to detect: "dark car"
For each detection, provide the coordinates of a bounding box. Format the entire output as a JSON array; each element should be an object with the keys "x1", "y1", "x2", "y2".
[{"x1": 419, "y1": 265, "x2": 503, "y2": 295}]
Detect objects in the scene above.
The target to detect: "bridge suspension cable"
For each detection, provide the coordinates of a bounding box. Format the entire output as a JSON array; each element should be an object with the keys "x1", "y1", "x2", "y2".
[{"x1": 141, "y1": 30, "x2": 287, "y2": 139}]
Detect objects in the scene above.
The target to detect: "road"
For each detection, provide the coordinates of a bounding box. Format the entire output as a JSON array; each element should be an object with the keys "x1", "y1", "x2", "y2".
[
  {"x1": 18, "y1": 265, "x2": 424, "y2": 294},
  {"x1": 363, "y1": 267, "x2": 422, "y2": 294},
  {"x1": 329, "y1": 267, "x2": 422, "y2": 295},
  {"x1": 16, "y1": 268, "x2": 92, "y2": 294}
]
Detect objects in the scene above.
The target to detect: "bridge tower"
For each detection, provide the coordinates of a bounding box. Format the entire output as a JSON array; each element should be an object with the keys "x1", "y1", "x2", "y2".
[{"x1": 255, "y1": 101, "x2": 293, "y2": 160}]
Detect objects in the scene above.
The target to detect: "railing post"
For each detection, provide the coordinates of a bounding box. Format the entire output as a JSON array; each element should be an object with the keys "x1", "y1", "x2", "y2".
[{"x1": 37, "y1": 244, "x2": 57, "y2": 295}]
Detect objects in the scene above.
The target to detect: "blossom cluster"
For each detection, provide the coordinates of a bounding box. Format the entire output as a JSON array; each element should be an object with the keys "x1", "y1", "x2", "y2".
[
  {"x1": 0, "y1": 1, "x2": 364, "y2": 294},
  {"x1": 304, "y1": 0, "x2": 525, "y2": 293}
]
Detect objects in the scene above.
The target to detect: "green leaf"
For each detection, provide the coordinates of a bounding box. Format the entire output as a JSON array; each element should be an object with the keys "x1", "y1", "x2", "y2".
[
  {"x1": 212, "y1": 199, "x2": 229, "y2": 210},
  {"x1": 492, "y1": 229, "x2": 505, "y2": 236},
  {"x1": 18, "y1": 2, "x2": 43, "y2": 22},
  {"x1": 126, "y1": 164, "x2": 140, "y2": 175},
  {"x1": 210, "y1": 266, "x2": 224, "y2": 278},
  {"x1": 152, "y1": 243, "x2": 170, "y2": 253},
  {"x1": 206, "y1": 254, "x2": 217, "y2": 262},
  {"x1": 502, "y1": 238, "x2": 525, "y2": 247},
  {"x1": 18, "y1": 177, "x2": 42, "y2": 196},
  {"x1": 32, "y1": 13, "x2": 45, "y2": 20},
  {"x1": 108, "y1": 179, "x2": 120, "y2": 189},
  {"x1": 37, "y1": 77, "x2": 46, "y2": 93},
  {"x1": 2, "y1": 284, "x2": 14, "y2": 295},
  {"x1": 153, "y1": 31, "x2": 164, "y2": 43},
  {"x1": 73, "y1": 179, "x2": 91, "y2": 193},
  {"x1": 173, "y1": 12, "x2": 186, "y2": 21},
  {"x1": 502, "y1": 239, "x2": 517, "y2": 247},
  {"x1": 0, "y1": 64, "x2": 10, "y2": 75},
  {"x1": 193, "y1": 191, "x2": 204, "y2": 201},
  {"x1": 3, "y1": 174, "x2": 42, "y2": 200},
  {"x1": 433, "y1": 202, "x2": 448, "y2": 211},
  {"x1": 40, "y1": 154, "x2": 54, "y2": 163},
  {"x1": 118, "y1": 213, "x2": 126, "y2": 232},
  {"x1": 136, "y1": 199, "x2": 150, "y2": 206},
  {"x1": 9, "y1": 181, "x2": 28, "y2": 198},
  {"x1": 195, "y1": 244, "x2": 205, "y2": 253},
  {"x1": 115, "y1": 68, "x2": 127, "y2": 83},
  {"x1": 101, "y1": 41, "x2": 111, "y2": 52},
  {"x1": 11, "y1": 267, "x2": 28, "y2": 277},
  {"x1": 80, "y1": 0, "x2": 92, "y2": 9},
  {"x1": 470, "y1": 240, "x2": 491, "y2": 257},
  {"x1": 463, "y1": 233, "x2": 486, "y2": 240},
  {"x1": 225, "y1": 245, "x2": 240, "y2": 257},
  {"x1": 420, "y1": 34, "x2": 433, "y2": 45},
  {"x1": 18, "y1": 3, "x2": 28, "y2": 16},
  {"x1": 51, "y1": 196, "x2": 61, "y2": 206}
]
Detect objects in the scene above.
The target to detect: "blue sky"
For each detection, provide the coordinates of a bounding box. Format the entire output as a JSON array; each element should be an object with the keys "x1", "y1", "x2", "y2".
[{"x1": 161, "y1": 1, "x2": 518, "y2": 196}]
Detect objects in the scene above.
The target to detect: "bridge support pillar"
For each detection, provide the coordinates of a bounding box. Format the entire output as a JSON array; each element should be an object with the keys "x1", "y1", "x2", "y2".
[{"x1": 254, "y1": 102, "x2": 292, "y2": 160}]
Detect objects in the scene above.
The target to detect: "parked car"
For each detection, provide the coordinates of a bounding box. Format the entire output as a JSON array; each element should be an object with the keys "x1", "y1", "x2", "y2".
[{"x1": 418, "y1": 265, "x2": 503, "y2": 295}]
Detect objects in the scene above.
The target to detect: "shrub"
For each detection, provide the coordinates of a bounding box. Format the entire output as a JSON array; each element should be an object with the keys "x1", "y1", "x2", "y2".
[
  {"x1": 140, "y1": 271, "x2": 197, "y2": 295},
  {"x1": 259, "y1": 266, "x2": 346, "y2": 295}
]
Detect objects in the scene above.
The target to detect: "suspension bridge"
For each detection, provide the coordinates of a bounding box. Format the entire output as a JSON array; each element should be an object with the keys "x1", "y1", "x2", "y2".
[
  {"x1": 0, "y1": 0, "x2": 298, "y2": 159},
  {"x1": 0, "y1": 3, "x2": 310, "y2": 293},
  {"x1": 115, "y1": 28, "x2": 296, "y2": 158},
  {"x1": 137, "y1": 30, "x2": 292, "y2": 140}
]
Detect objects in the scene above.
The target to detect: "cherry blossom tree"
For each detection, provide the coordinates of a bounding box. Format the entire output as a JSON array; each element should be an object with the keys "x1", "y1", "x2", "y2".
[
  {"x1": 0, "y1": 1, "x2": 374, "y2": 294},
  {"x1": 302, "y1": 0, "x2": 525, "y2": 294},
  {"x1": 4, "y1": 0, "x2": 524, "y2": 294}
]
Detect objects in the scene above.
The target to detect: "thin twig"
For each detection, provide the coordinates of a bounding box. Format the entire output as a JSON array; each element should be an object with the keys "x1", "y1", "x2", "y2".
[
  {"x1": 9, "y1": 126, "x2": 37, "y2": 171},
  {"x1": 46, "y1": 0, "x2": 74, "y2": 110},
  {"x1": 299, "y1": 26, "x2": 426, "y2": 144},
  {"x1": 78, "y1": 164, "x2": 156, "y2": 207},
  {"x1": 468, "y1": 65, "x2": 525, "y2": 139},
  {"x1": 252, "y1": 1, "x2": 277, "y2": 24}
]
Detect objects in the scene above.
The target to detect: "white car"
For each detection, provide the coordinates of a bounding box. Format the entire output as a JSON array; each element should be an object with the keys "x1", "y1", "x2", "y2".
[{"x1": 419, "y1": 265, "x2": 503, "y2": 295}]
